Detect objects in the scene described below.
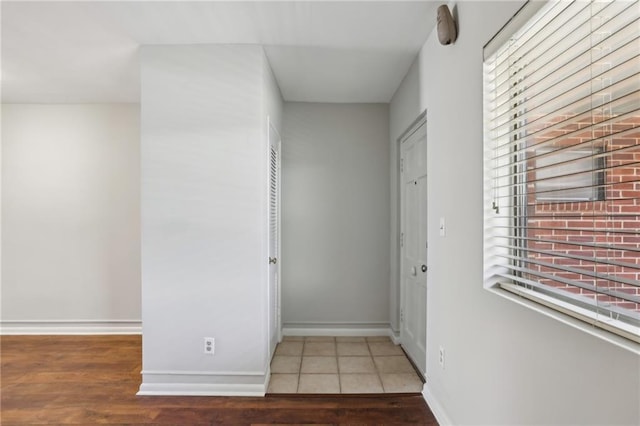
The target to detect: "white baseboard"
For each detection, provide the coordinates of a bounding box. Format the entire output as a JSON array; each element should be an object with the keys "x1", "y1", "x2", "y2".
[
  {"x1": 282, "y1": 322, "x2": 394, "y2": 338},
  {"x1": 137, "y1": 382, "x2": 265, "y2": 397},
  {"x1": 389, "y1": 329, "x2": 401, "y2": 344},
  {"x1": 0, "y1": 320, "x2": 142, "y2": 335},
  {"x1": 422, "y1": 383, "x2": 453, "y2": 425},
  {"x1": 264, "y1": 364, "x2": 271, "y2": 393},
  {"x1": 138, "y1": 370, "x2": 268, "y2": 397}
]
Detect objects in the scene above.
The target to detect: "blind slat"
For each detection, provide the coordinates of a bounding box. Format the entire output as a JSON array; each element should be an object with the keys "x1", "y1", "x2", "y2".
[
  {"x1": 496, "y1": 253, "x2": 640, "y2": 292},
  {"x1": 495, "y1": 243, "x2": 640, "y2": 269},
  {"x1": 497, "y1": 274, "x2": 640, "y2": 326},
  {"x1": 490, "y1": 70, "x2": 640, "y2": 140},
  {"x1": 493, "y1": 120, "x2": 640, "y2": 164},
  {"x1": 502, "y1": 266, "x2": 640, "y2": 307},
  {"x1": 492, "y1": 234, "x2": 640, "y2": 254}
]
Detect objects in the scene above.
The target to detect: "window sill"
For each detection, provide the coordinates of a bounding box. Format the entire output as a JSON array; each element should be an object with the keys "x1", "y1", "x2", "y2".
[{"x1": 486, "y1": 284, "x2": 640, "y2": 355}]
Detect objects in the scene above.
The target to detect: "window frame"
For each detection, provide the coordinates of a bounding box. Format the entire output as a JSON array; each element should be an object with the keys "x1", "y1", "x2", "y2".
[{"x1": 482, "y1": 0, "x2": 640, "y2": 351}]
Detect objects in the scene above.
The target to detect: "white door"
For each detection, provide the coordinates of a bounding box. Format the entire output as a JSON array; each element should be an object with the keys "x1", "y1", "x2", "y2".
[
  {"x1": 268, "y1": 120, "x2": 282, "y2": 358},
  {"x1": 400, "y1": 117, "x2": 427, "y2": 375}
]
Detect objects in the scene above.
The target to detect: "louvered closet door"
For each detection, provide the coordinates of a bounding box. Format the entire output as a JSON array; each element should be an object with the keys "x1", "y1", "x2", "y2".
[{"x1": 268, "y1": 122, "x2": 281, "y2": 357}]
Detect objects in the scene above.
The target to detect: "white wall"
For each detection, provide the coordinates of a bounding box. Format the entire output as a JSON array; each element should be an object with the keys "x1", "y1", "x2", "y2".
[
  {"x1": 281, "y1": 102, "x2": 390, "y2": 329},
  {"x1": 389, "y1": 57, "x2": 420, "y2": 334},
  {"x1": 263, "y1": 55, "x2": 283, "y2": 134},
  {"x1": 413, "y1": 2, "x2": 640, "y2": 424},
  {"x1": 1, "y1": 104, "x2": 141, "y2": 330},
  {"x1": 139, "y1": 45, "x2": 279, "y2": 395}
]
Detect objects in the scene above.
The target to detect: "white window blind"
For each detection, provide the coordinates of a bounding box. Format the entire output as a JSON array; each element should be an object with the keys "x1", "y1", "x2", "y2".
[{"x1": 483, "y1": 0, "x2": 640, "y2": 343}]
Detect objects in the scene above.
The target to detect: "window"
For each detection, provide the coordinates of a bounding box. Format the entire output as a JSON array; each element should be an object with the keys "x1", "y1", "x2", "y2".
[
  {"x1": 534, "y1": 148, "x2": 605, "y2": 201},
  {"x1": 483, "y1": 0, "x2": 640, "y2": 343}
]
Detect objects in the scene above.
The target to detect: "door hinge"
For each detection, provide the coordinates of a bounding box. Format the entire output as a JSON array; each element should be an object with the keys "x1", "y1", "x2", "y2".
[
  {"x1": 400, "y1": 309, "x2": 404, "y2": 323},
  {"x1": 400, "y1": 232, "x2": 404, "y2": 248},
  {"x1": 400, "y1": 158, "x2": 404, "y2": 173}
]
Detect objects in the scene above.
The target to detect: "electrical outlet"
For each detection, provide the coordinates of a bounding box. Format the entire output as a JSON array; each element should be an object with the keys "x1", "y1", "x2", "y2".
[
  {"x1": 439, "y1": 346, "x2": 445, "y2": 369},
  {"x1": 204, "y1": 337, "x2": 215, "y2": 355}
]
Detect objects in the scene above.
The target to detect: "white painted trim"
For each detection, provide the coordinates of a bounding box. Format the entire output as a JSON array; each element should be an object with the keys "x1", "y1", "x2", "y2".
[
  {"x1": 264, "y1": 364, "x2": 272, "y2": 393},
  {"x1": 389, "y1": 330, "x2": 401, "y2": 345},
  {"x1": 141, "y1": 369, "x2": 265, "y2": 377},
  {"x1": 283, "y1": 327, "x2": 390, "y2": 337},
  {"x1": 282, "y1": 322, "x2": 394, "y2": 338},
  {"x1": 422, "y1": 383, "x2": 453, "y2": 426},
  {"x1": 137, "y1": 383, "x2": 266, "y2": 397},
  {"x1": 0, "y1": 320, "x2": 142, "y2": 335},
  {"x1": 139, "y1": 369, "x2": 269, "y2": 397}
]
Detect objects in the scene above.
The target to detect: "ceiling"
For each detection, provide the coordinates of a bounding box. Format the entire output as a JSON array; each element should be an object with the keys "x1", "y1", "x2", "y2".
[{"x1": 1, "y1": 1, "x2": 437, "y2": 104}]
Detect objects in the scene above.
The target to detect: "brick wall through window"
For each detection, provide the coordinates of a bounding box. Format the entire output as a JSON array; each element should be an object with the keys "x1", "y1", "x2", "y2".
[{"x1": 524, "y1": 112, "x2": 640, "y2": 313}]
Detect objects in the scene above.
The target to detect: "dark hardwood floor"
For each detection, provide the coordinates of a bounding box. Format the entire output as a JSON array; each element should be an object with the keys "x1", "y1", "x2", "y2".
[{"x1": 1, "y1": 335, "x2": 438, "y2": 425}]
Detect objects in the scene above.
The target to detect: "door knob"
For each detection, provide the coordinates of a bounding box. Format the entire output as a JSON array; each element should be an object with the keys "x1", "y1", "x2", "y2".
[
  {"x1": 269, "y1": 257, "x2": 277, "y2": 265},
  {"x1": 421, "y1": 264, "x2": 427, "y2": 272}
]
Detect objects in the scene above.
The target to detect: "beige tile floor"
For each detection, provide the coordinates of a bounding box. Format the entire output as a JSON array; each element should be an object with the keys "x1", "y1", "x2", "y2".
[{"x1": 267, "y1": 336, "x2": 425, "y2": 394}]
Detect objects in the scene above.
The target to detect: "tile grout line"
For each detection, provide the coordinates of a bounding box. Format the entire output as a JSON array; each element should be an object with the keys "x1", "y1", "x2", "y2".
[
  {"x1": 368, "y1": 339, "x2": 387, "y2": 393},
  {"x1": 296, "y1": 339, "x2": 304, "y2": 393},
  {"x1": 334, "y1": 338, "x2": 341, "y2": 393}
]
